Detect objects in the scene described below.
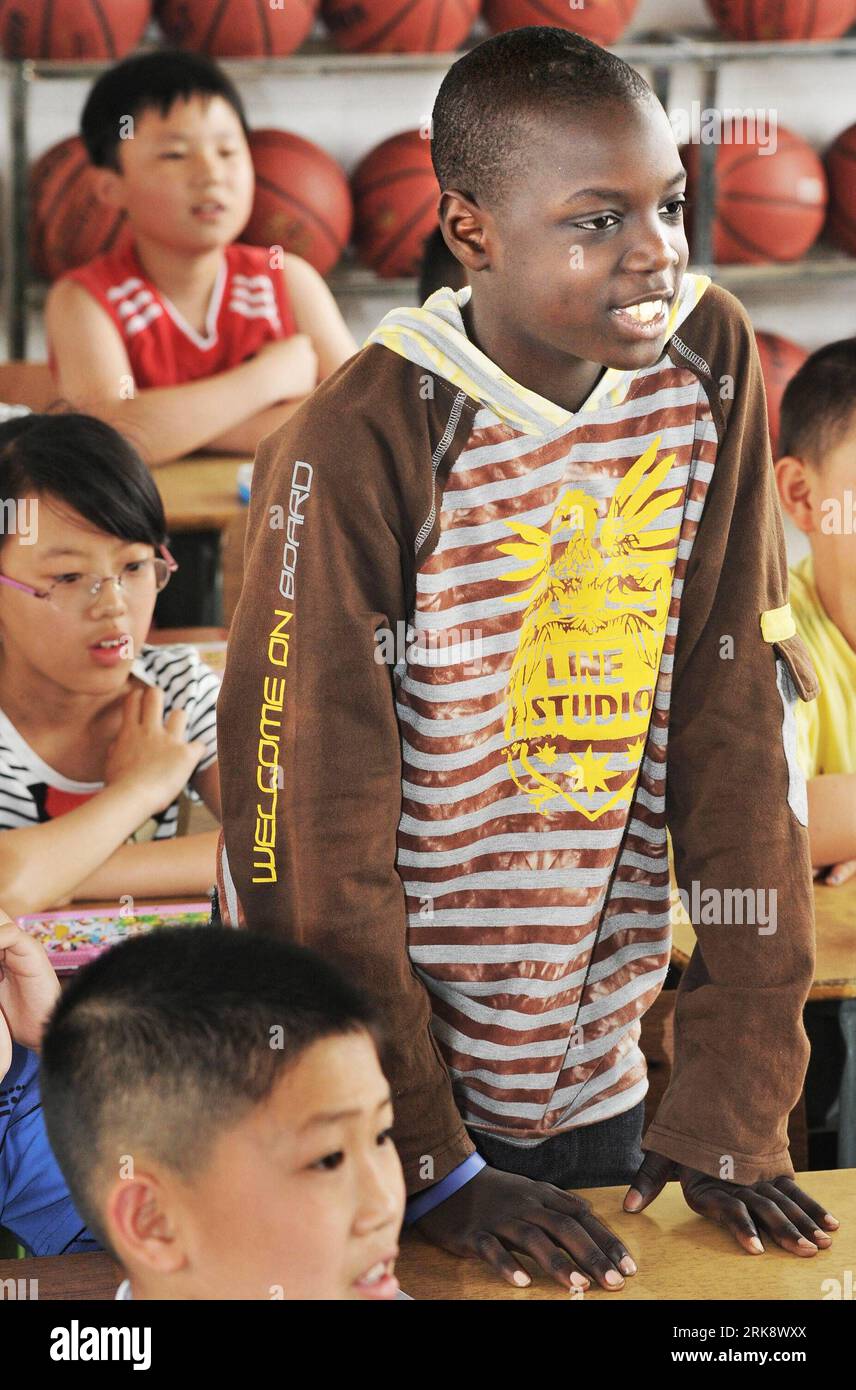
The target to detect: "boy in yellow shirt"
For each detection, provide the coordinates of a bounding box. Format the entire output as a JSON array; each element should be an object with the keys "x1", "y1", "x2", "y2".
[{"x1": 775, "y1": 338, "x2": 856, "y2": 886}]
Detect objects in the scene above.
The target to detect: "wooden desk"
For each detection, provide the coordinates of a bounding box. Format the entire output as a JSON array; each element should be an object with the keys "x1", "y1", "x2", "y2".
[
  {"x1": 670, "y1": 881, "x2": 856, "y2": 1001},
  {"x1": 2, "y1": 1169, "x2": 851, "y2": 1301},
  {"x1": 154, "y1": 455, "x2": 250, "y2": 625},
  {"x1": 811, "y1": 879, "x2": 856, "y2": 1001},
  {"x1": 671, "y1": 881, "x2": 856, "y2": 1166}
]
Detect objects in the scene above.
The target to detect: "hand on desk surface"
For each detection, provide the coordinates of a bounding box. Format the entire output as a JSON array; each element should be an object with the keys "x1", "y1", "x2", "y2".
[
  {"x1": 414, "y1": 1165, "x2": 637, "y2": 1291},
  {"x1": 624, "y1": 1151, "x2": 840, "y2": 1255}
]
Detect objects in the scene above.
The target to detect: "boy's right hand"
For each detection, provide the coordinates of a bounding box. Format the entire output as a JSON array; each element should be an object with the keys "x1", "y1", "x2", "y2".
[
  {"x1": 415, "y1": 1166, "x2": 637, "y2": 1291},
  {"x1": 104, "y1": 687, "x2": 207, "y2": 815},
  {"x1": 0, "y1": 912, "x2": 60, "y2": 1054},
  {"x1": 256, "y1": 334, "x2": 319, "y2": 401}
]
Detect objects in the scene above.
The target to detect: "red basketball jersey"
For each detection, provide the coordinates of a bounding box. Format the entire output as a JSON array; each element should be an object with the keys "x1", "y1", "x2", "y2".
[{"x1": 58, "y1": 240, "x2": 297, "y2": 387}]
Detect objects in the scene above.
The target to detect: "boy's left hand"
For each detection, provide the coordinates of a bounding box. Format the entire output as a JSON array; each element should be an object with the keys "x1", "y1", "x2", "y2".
[
  {"x1": 623, "y1": 1151, "x2": 839, "y2": 1255},
  {"x1": 0, "y1": 912, "x2": 61, "y2": 1052}
]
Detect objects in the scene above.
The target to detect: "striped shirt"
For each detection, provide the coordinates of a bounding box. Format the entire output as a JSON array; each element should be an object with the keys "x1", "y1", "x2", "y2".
[
  {"x1": 369, "y1": 276, "x2": 715, "y2": 1143},
  {"x1": 0, "y1": 644, "x2": 219, "y2": 840},
  {"x1": 218, "y1": 270, "x2": 817, "y2": 1189}
]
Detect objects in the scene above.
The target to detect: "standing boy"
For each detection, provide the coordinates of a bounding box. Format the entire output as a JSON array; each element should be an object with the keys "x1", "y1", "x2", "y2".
[{"x1": 218, "y1": 29, "x2": 836, "y2": 1290}]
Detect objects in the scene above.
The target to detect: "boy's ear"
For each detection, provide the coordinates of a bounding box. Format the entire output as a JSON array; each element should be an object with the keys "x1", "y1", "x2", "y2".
[
  {"x1": 439, "y1": 189, "x2": 490, "y2": 272},
  {"x1": 94, "y1": 166, "x2": 126, "y2": 212},
  {"x1": 774, "y1": 454, "x2": 815, "y2": 535},
  {"x1": 106, "y1": 1170, "x2": 187, "y2": 1278}
]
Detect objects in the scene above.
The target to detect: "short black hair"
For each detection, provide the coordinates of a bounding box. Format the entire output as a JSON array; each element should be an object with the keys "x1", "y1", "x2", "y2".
[
  {"x1": 431, "y1": 26, "x2": 653, "y2": 211},
  {"x1": 418, "y1": 225, "x2": 468, "y2": 303},
  {"x1": 0, "y1": 412, "x2": 167, "y2": 552},
  {"x1": 40, "y1": 927, "x2": 381, "y2": 1256},
  {"x1": 81, "y1": 48, "x2": 250, "y2": 170},
  {"x1": 779, "y1": 337, "x2": 856, "y2": 464}
]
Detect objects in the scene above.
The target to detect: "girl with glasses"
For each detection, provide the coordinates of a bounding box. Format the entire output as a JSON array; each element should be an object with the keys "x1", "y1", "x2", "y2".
[{"x1": 0, "y1": 413, "x2": 220, "y2": 914}]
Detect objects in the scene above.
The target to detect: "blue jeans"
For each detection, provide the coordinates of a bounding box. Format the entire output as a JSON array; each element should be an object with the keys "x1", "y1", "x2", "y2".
[{"x1": 467, "y1": 1100, "x2": 646, "y2": 1190}]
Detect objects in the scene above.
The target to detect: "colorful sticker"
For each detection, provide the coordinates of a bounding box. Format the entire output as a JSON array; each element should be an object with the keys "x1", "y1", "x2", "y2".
[{"x1": 16, "y1": 903, "x2": 212, "y2": 971}]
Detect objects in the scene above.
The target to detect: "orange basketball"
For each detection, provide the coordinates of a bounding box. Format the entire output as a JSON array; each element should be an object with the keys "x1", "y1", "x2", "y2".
[
  {"x1": 685, "y1": 122, "x2": 827, "y2": 264},
  {"x1": 156, "y1": 0, "x2": 318, "y2": 55},
  {"x1": 826, "y1": 121, "x2": 856, "y2": 255},
  {"x1": 483, "y1": 0, "x2": 638, "y2": 43},
  {"x1": 705, "y1": 0, "x2": 856, "y2": 40},
  {"x1": 242, "y1": 129, "x2": 352, "y2": 276},
  {"x1": 321, "y1": 0, "x2": 480, "y2": 52},
  {"x1": 352, "y1": 130, "x2": 440, "y2": 277},
  {"x1": 0, "y1": 0, "x2": 151, "y2": 58},
  {"x1": 755, "y1": 331, "x2": 808, "y2": 455},
  {"x1": 29, "y1": 136, "x2": 130, "y2": 281}
]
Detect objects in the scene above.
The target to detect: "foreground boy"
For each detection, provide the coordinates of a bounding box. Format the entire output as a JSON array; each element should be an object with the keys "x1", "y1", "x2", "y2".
[
  {"x1": 47, "y1": 50, "x2": 357, "y2": 466},
  {"x1": 0, "y1": 914, "x2": 98, "y2": 1255},
  {"x1": 775, "y1": 338, "x2": 856, "y2": 885},
  {"x1": 40, "y1": 927, "x2": 406, "y2": 1300},
  {"x1": 218, "y1": 27, "x2": 837, "y2": 1289}
]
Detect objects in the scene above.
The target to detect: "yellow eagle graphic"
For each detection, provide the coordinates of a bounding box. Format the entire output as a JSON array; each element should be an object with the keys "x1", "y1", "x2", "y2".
[{"x1": 497, "y1": 436, "x2": 683, "y2": 819}]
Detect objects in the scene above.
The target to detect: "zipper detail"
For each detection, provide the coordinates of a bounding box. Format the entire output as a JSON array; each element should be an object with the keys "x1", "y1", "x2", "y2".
[
  {"x1": 415, "y1": 388, "x2": 468, "y2": 558},
  {"x1": 672, "y1": 335, "x2": 713, "y2": 381}
]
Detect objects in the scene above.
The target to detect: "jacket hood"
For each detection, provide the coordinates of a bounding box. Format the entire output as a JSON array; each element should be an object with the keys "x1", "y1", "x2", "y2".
[{"x1": 365, "y1": 272, "x2": 711, "y2": 437}]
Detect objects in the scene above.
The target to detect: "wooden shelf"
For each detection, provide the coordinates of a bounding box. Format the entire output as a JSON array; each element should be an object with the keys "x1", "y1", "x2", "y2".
[
  {"x1": 7, "y1": 27, "x2": 856, "y2": 354},
  {"x1": 22, "y1": 245, "x2": 856, "y2": 309}
]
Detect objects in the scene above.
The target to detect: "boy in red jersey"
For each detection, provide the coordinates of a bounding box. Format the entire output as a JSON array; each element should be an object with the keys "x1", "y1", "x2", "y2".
[{"x1": 47, "y1": 50, "x2": 357, "y2": 468}]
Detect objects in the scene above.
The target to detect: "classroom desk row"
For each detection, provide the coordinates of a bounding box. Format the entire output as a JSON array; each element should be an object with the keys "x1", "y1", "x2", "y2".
[{"x1": 2, "y1": 1169, "x2": 852, "y2": 1301}]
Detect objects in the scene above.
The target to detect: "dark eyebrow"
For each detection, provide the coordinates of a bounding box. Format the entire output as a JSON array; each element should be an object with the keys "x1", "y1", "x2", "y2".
[
  {"x1": 563, "y1": 170, "x2": 687, "y2": 205},
  {"x1": 299, "y1": 1094, "x2": 394, "y2": 1132}
]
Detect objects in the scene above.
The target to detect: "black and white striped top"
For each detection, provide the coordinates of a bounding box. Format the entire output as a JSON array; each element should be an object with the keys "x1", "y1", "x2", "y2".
[{"x1": 0, "y1": 644, "x2": 219, "y2": 840}]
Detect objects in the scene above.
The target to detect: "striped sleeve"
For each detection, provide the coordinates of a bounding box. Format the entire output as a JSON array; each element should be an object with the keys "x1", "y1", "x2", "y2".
[
  {"x1": 0, "y1": 742, "x2": 42, "y2": 830},
  {"x1": 141, "y1": 644, "x2": 219, "y2": 773}
]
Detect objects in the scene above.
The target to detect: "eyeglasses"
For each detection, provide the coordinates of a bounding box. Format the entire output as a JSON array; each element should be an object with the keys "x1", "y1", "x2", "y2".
[{"x1": 0, "y1": 546, "x2": 178, "y2": 616}]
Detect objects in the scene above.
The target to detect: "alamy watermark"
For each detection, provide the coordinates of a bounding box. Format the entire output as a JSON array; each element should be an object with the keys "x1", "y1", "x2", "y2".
[
  {"x1": 374, "y1": 620, "x2": 484, "y2": 672},
  {"x1": 676, "y1": 881, "x2": 777, "y2": 936},
  {"x1": 668, "y1": 104, "x2": 778, "y2": 155},
  {"x1": 0, "y1": 497, "x2": 37, "y2": 543}
]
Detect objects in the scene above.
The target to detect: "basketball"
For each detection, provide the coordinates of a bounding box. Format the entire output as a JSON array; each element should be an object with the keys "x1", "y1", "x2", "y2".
[
  {"x1": 0, "y1": 0, "x2": 151, "y2": 59},
  {"x1": 684, "y1": 121, "x2": 827, "y2": 263},
  {"x1": 321, "y1": 0, "x2": 480, "y2": 52},
  {"x1": 483, "y1": 0, "x2": 638, "y2": 44},
  {"x1": 156, "y1": 0, "x2": 318, "y2": 56},
  {"x1": 242, "y1": 129, "x2": 353, "y2": 277},
  {"x1": 29, "y1": 135, "x2": 130, "y2": 281},
  {"x1": 826, "y1": 121, "x2": 856, "y2": 255},
  {"x1": 755, "y1": 331, "x2": 808, "y2": 454},
  {"x1": 705, "y1": 0, "x2": 856, "y2": 41},
  {"x1": 352, "y1": 129, "x2": 440, "y2": 277}
]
